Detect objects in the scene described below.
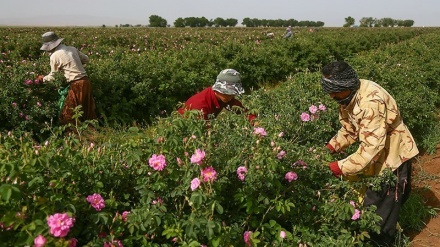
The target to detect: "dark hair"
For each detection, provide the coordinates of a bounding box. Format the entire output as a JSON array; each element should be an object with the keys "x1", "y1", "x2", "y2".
[{"x1": 322, "y1": 61, "x2": 350, "y2": 77}]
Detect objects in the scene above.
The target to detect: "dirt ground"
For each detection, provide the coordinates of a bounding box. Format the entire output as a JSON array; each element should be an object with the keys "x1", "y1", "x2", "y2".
[{"x1": 407, "y1": 144, "x2": 440, "y2": 247}]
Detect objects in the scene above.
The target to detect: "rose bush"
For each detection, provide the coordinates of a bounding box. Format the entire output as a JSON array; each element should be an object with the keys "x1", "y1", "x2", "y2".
[
  {"x1": 0, "y1": 27, "x2": 439, "y2": 247},
  {"x1": 0, "y1": 104, "x2": 388, "y2": 246}
]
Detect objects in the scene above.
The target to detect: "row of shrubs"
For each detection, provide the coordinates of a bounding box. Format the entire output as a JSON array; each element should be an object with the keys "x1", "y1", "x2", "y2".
[
  {"x1": 1, "y1": 27, "x2": 436, "y2": 134},
  {"x1": 0, "y1": 27, "x2": 439, "y2": 246}
]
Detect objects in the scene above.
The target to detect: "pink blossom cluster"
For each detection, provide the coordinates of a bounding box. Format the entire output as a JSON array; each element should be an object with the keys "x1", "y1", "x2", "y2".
[
  {"x1": 152, "y1": 198, "x2": 164, "y2": 205},
  {"x1": 190, "y1": 149, "x2": 206, "y2": 165},
  {"x1": 285, "y1": 171, "x2": 298, "y2": 182},
  {"x1": 244, "y1": 231, "x2": 252, "y2": 246},
  {"x1": 349, "y1": 200, "x2": 361, "y2": 220},
  {"x1": 33, "y1": 235, "x2": 46, "y2": 247},
  {"x1": 236, "y1": 166, "x2": 248, "y2": 181},
  {"x1": 104, "y1": 239, "x2": 123, "y2": 247},
  {"x1": 352, "y1": 209, "x2": 361, "y2": 220},
  {"x1": 0, "y1": 221, "x2": 13, "y2": 231},
  {"x1": 69, "y1": 238, "x2": 78, "y2": 247},
  {"x1": 121, "y1": 211, "x2": 130, "y2": 222},
  {"x1": 86, "y1": 193, "x2": 105, "y2": 211},
  {"x1": 176, "y1": 157, "x2": 183, "y2": 166},
  {"x1": 277, "y1": 150, "x2": 286, "y2": 159},
  {"x1": 24, "y1": 79, "x2": 40, "y2": 85},
  {"x1": 190, "y1": 166, "x2": 218, "y2": 191},
  {"x1": 292, "y1": 160, "x2": 308, "y2": 169},
  {"x1": 280, "y1": 230, "x2": 286, "y2": 239},
  {"x1": 253, "y1": 127, "x2": 267, "y2": 136},
  {"x1": 300, "y1": 103, "x2": 326, "y2": 122},
  {"x1": 47, "y1": 213, "x2": 75, "y2": 237},
  {"x1": 300, "y1": 112, "x2": 311, "y2": 122},
  {"x1": 149, "y1": 154, "x2": 167, "y2": 171},
  {"x1": 201, "y1": 166, "x2": 217, "y2": 182},
  {"x1": 190, "y1": 178, "x2": 201, "y2": 191}
]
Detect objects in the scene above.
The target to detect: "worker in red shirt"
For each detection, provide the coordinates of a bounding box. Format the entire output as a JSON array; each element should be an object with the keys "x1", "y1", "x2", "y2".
[{"x1": 178, "y1": 69, "x2": 256, "y2": 122}]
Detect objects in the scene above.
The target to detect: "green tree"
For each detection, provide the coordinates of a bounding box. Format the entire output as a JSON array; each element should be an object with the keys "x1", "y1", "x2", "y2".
[
  {"x1": 225, "y1": 18, "x2": 238, "y2": 27},
  {"x1": 213, "y1": 17, "x2": 226, "y2": 27},
  {"x1": 241, "y1": 17, "x2": 262, "y2": 27},
  {"x1": 174, "y1": 17, "x2": 185, "y2": 27},
  {"x1": 380, "y1": 17, "x2": 396, "y2": 27},
  {"x1": 285, "y1": 18, "x2": 299, "y2": 27},
  {"x1": 359, "y1": 17, "x2": 376, "y2": 27},
  {"x1": 242, "y1": 17, "x2": 253, "y2": 27},
  {"x1": 198, "y1": 17, "x2": 210, "y2": 27},
  {"x1": 344, "y1": 16, "x2": 355, "y2": 27},
  {"x1": 399, "y1": 19, "x2": 414, "y2": 27},
  {"x1": 149, "y1": 15, "x2": 167, "y2": 27},
  {"x1": 316, "y1": 21, "x2": 325, "y2": 27}
]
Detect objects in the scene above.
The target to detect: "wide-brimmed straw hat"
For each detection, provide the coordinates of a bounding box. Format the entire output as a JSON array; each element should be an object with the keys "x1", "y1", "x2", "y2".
[{"x1": 40, "y1": 32, "x2": 64, "y2": 51}]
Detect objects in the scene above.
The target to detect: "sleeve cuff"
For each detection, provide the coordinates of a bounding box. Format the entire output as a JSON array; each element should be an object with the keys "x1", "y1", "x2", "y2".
[
  {"x1": 326, "y1": 143, "x2": 336, "y2": 153},
  {"x1": 247, "y1": 114, "x2": 257, "y2": 123},
  {"x1": 328, "y1": 161, "x2": 343, "y2": 177}
]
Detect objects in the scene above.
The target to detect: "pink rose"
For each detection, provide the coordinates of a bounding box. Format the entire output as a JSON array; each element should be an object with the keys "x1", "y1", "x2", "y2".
[{"x1": 34, "y1": 235, "x2": 47, "y2": 247}]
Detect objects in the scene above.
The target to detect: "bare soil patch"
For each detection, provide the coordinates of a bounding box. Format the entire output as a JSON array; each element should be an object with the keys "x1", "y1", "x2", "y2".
[{"x1": 407, "y1": 145, "x2": 440, "y2": 246}]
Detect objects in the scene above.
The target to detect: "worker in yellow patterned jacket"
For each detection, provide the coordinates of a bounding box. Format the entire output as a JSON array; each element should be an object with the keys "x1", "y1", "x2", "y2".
[{"x1": 320, "y1": 61, "x2": 419, "y2": 246}]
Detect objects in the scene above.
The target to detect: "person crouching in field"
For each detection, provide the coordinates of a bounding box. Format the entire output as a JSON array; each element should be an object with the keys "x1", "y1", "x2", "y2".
[
  {"x1": 178, "y1": 69, "x2": 257, "y2": 123},
  {"x1": 321, "y1": 61, "x2": 419, "y2": 246},
  {"x1": 266, "y1": 32, "x2": 275, "y2": 38},
  {"x1": 283, "y1": 26, "x2": 293, "y2": 38},
  {"x1": 37, "y1": 31, "x2": 96, "y2": 126}
]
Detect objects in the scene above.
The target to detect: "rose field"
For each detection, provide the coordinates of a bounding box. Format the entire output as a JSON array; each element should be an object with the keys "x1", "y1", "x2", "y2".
[{"x1": 1, "y1": 27, "x2": 440, "y2": 246}]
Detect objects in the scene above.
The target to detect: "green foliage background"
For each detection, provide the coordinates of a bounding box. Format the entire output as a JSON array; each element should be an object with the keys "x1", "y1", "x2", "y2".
[
  {"x1": 2, "y1": 27, "x2": 438, "y2": 145},
  {"x1": 0, "y1": 27, "x2": 439, "y2": 246}
]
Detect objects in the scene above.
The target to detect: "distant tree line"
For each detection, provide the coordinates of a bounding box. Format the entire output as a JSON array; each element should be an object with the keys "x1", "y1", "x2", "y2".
[
  {"x1": 148, "y1": 15, "x2": 324, "y2": 28},
  {"x1": 344, "y1": 16, "x2": 414, "y2": 27},
  {"x1": 241, "y1": 18, "x2": 324, "y2": 27},
  {"x1": 174, "y1": 17, "x2": 239, "y2": 27},
  {"x1": 109, "y1": 15, "x2": 414, "y2": 28}
]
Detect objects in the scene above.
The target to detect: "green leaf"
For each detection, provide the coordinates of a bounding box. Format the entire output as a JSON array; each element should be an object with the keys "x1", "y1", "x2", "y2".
[
  {"x1": 269, "y1": 220, "x2": 277, "y2": 227},
  {"x1": 211, "y1": 238, "x2": 220, "y2": 247},
  {"x1": 28, "y1": 176, "x2": 44, "y2": 187},
  {"x1": 0, "y1": 184, "x2": 21, "y2": 203},
  {"x1": 215, "y1": 202, "x2": 223, "y2": 214},
  {"x1": 128, "y1": 224, "x2": 135, "y2": 234},
  {"x1": 190, "y1": 192, "x2": 203, "y2": 207},
  {"x1": 206, "y1": 220, "x2": 215, "y2": 238},
  {"x1": 96, "y1": 181, "x2": 104, "y2": 188},
  {"x1": 96, "y1": 212, "x2": 109, "y2": 225},
  {"x1": 66, "y1": 204, "x2": 77, "y2": 214}
]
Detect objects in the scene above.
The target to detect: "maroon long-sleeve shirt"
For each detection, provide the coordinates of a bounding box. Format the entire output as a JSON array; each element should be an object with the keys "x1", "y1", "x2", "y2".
[{"x1": 178, "y1": 87, "x2": 256, "y2": 121}]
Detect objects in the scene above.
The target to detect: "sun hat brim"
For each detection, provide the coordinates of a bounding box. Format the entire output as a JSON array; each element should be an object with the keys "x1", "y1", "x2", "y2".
[
  {"x1": 40, "y1": 38, "x2": 64, "y2": 51},
  {"x1": 212, "y1": 80, "x2": 245, "y2": 96}
]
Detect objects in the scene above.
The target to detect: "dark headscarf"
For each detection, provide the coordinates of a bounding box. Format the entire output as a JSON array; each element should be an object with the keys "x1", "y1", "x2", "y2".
[
  {"x1": 320, "y1": 62, "x2": 360, "y2": 105},
  {"x1": 320, "y1": 63, "x2": 360, "y2": 94}
]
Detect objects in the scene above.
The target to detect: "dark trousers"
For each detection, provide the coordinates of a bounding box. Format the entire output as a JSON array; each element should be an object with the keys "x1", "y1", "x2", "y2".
[{"x1": 363, "y1": 160, "x2": 412, "y2": 246}]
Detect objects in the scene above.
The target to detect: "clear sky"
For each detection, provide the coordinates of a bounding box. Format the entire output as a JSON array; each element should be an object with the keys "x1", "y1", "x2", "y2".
[{"x1": 1, "y1": 0, "x2": 438, "y2": 27}]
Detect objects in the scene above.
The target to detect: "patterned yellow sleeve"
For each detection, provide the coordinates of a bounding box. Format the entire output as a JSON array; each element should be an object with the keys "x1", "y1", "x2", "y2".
[
  {"x1": 340, "y1": 100, "x2": 387, "y2": 176},
  {"x1": 328, "y1": 107, "x2": 357, "y2": 152}
]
